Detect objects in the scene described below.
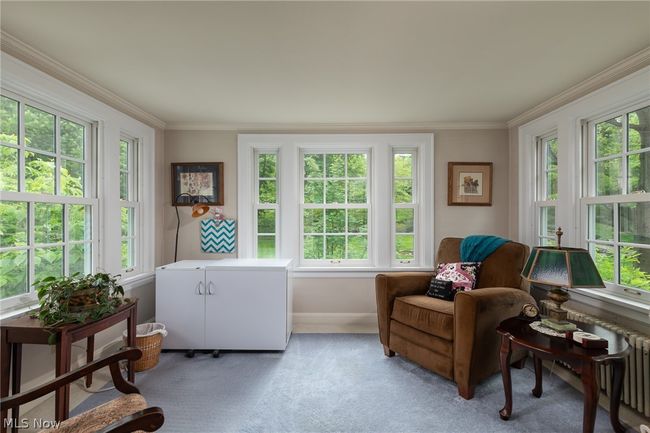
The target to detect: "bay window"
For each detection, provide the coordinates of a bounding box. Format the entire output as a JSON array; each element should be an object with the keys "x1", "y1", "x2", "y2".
[
  {"x1": 255, "y1": 151, "x2": 279, "y2": 258},
  {"x1": 120, "y1": 137, "x2": 140, "y2": 274},
  {"x1": 536, "y1": 133, "x2": 558, "y2": 246}
]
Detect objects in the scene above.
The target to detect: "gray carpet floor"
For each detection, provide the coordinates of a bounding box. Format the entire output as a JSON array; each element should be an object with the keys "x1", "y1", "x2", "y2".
[{"x1": 74, "y1": 334, "x2": 616, "y2": 433}]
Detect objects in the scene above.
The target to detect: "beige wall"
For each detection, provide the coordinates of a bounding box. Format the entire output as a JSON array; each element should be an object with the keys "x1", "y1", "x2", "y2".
[{"x1": 163, "y1": 128, "x2": 510, "y2": 317}]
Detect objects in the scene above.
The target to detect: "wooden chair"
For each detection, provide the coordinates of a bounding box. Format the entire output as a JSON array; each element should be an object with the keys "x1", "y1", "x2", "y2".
[{"x1": 1, "y1": 347, "x2": 164, "y2": 433}]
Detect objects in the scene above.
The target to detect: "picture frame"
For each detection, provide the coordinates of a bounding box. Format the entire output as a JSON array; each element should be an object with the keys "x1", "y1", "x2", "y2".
[
  {"x1": 447, "y1": 162, "x2": 493, "y2": 206},
  {"x1": 171, "y1": 162, "x2": 224, "y2": 206}
]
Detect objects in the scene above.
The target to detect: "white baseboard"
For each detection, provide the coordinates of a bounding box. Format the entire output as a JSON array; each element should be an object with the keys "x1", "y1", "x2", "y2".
[{"x1": 293, "y1": 313, "x2": 378, "y2": 333}]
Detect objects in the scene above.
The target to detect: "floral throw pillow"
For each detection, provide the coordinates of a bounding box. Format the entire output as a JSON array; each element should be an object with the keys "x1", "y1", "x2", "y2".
[{"x1": 435, "y1": 262, "x2": 481, "y2": 292}]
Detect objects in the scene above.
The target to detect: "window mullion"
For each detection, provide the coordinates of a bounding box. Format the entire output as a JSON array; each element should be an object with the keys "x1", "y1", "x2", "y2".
[
  {"x1": 28, "y1": 201, "x2": 35, "y2": 292},
  {"x1": 18, "y1": 100, "x2": 25, "y2": 193}
]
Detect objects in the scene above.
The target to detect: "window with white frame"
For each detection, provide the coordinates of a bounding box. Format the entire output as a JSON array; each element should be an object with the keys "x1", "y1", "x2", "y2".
[
  {"x1": 119, "y1": 137, "x2": 139, "y2": 273},
  {"x1": 0, "y1": 92, "x2": 95, "y2": 301},
  {"x1": 240, "y1": 134, "x2": 434, "y2": 270},
  {"x1": 255, "y1": 151, "x2": 278, "y2": 258},
  {"x1": 536, "y1": 133, "x2": 558, "y2": 246},
  {"x1": 584, "y1": 104, "x2": 650, "y2": 296},
  {"x1": 301, "y1": 152, "x2": 370, "y2": 265},
  {"x1": 393, "y1": 151, "x2": 418, "y2": 264}
]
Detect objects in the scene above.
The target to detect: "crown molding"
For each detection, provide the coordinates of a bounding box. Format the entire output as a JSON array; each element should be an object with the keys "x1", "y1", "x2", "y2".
[
  {"x1": 0, "y1": 31, "x2": 166, "y2": 130},
  {"x1": 165, "y1": 120, "x2": 507, "y2": 132},
  {"x1": 507, "y1": 46, "x2": 650, "y2": 128}
]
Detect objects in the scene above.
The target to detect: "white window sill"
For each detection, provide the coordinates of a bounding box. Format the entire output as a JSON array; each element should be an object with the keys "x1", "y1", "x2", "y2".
[
  {"x1": 573, "y1": 288, "x2": 650, "y2": 315},
  {"x1": 293, "y1": 267, "x2": 434, "y2": 278},
  {"x1": 120, "y1": 271, "x2": 154, "y2": 290},
  {"x1": 0, "y1": 302, "x2": 40, "y2": 321}
]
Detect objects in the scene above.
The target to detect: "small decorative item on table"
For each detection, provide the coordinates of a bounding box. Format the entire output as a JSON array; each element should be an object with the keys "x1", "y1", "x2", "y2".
[{"x1": 519, "y1": 303, "x2": 540, "y2": 321}]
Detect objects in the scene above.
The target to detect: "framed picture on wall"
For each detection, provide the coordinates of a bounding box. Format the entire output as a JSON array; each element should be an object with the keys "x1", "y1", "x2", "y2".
[
  {"x1": 171, "y1": 162, "x2": 224, "y2": 206},
  {"x1": 447, "y1": 162, "x2": 493, "y2": 206}
]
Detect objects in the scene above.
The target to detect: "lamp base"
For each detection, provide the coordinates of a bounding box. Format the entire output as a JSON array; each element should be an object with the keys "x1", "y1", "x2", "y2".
[{"x1": 543, "y1": 286, "x2": 577, "y2": 331}]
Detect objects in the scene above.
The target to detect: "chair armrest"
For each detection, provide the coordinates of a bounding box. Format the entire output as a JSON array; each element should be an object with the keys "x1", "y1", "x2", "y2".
[
  {"x1": 0, "y1": 348, "x2": 142, "y2": 413},
  {"x1": 96, "y1": 407, "x2": 165, "y2": 433},
  {"x1": 453, "y1": 288, "x2": 535, "y2": 388},
  {"x1": 375, "y1": 272, "x2": 435, "y2": 346}
]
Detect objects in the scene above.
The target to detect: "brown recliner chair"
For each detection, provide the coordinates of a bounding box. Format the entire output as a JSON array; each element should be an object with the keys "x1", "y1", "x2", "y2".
[{"x1": 375, "y1": 237, "x2": 535, "y2": 400}]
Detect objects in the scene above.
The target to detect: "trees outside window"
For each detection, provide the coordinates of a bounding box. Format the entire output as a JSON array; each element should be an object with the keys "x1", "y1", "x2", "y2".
[
  {"x1": 0, "y1": 92, "x2": 95, "y2": 300},
  {"x1": 585, "y1": 105, "x2": 650, "y2": 293}
]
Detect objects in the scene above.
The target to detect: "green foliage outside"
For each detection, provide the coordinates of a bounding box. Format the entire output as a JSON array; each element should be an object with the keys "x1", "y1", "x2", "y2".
[{"x1": 0, "y1": 96, "x2": 90, "y2": 299}]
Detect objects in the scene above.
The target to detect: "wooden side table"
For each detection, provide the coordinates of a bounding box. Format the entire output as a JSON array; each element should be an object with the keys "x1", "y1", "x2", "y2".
[
  {"x1": 1, "y1": 300, "x2": 137, "y2": 433},
  {"x1": 496, "y1": 316, "x2": 629, "y2": 433}
]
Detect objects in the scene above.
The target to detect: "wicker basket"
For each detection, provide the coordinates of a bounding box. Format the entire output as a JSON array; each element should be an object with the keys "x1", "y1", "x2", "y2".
[{"x1": 123, "y1": 323, "x2": 166, "y2": 372}]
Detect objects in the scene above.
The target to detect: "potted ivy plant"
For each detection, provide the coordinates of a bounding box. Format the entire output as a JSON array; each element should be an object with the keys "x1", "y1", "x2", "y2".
[{"x1": 33, "y1": 273, "x2": 126, "y2": 341}]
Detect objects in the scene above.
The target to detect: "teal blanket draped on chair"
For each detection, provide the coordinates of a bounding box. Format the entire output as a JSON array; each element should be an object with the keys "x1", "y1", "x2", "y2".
[{"x1": 460, "y1": 235, "x2": 509, "y2": 262}]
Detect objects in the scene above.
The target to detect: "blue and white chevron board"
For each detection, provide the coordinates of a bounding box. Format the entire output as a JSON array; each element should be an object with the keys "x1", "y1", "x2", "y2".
[{"x1": 200, "y1": 219, "x2": 236, "y2": 253}]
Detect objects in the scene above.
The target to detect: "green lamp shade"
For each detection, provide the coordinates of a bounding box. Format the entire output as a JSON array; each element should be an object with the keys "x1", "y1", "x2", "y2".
[{"x1": 521, "y1": 247, "x2": 606, "y2": 288}]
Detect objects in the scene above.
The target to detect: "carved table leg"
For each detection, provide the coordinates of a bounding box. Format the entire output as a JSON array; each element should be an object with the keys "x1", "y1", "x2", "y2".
[
  {"x1": 532, "y1": 354, "x2": 543, "y2": 398},
  {"x1": 1, "y1": 330, "x2": 11, "y2": 433},
  {"x1": 499, "y1": 334, "x2": 513, "y2": 421},
  {"x1": 10, "y1": 344, "x2": 21, "y2": 433},
  {"x1": 609, "y1": 358, "x2": 626, "y2": 433},
  {"x1": 85, "y1": 335, "x2": 94, "y2": 388},
  {"x1": 581, "y1": 361, "x2": 599, "y2": 433}
]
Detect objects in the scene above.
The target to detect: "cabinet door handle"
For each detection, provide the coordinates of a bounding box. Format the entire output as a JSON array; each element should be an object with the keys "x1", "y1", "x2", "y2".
[
  {"x1": 207, "y1": 281, "x2": 214, "y2": 295},
  {"x1": 196, "y1": 281, "x2": 204, "y2": 295}
]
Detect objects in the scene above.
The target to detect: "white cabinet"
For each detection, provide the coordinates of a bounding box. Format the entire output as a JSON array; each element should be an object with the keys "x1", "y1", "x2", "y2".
[{"x1": 155, "y1": 259, "x2": 293, "y2": 351}]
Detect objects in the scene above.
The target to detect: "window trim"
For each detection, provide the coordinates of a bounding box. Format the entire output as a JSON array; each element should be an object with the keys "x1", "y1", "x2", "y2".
[{"x1": 238, "y1": 133, "x2": 434, "y2": 273}]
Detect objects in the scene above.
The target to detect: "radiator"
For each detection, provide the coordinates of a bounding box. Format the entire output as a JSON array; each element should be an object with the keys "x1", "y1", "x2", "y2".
[{"x1": 538, "y1": 301, "x2": 650, "y2": 417}]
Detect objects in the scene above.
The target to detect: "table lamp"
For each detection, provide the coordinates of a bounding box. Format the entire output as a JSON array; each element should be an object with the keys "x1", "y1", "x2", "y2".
[
  {"x1": 521, "y1": 228, "x2": 605, "y2": 332},
  {"x1": 174, "y1": 193, "x2": 210, "y2": 262}
]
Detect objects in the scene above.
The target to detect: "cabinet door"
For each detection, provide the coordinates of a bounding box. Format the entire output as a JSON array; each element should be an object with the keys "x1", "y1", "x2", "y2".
[
  {"x1": 204, "y1": 269, "x2": 287, "y2": 350},
  {"x1": 155, "y1": 269, "x2": 205, "y2": 349}
]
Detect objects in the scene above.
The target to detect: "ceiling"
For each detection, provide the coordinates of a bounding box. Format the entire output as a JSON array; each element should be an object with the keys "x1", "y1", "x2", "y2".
[{"x1": 1, "y1": 1, "x2": 649, "y2": 127}]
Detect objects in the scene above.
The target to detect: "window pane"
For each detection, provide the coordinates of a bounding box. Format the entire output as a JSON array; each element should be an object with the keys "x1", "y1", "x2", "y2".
[
  {"x1": 539, "y1": 206, "x2": 555, "y2": 238},
  {"x1": 545, "y1": 138, "x2": 558, "y2": 200},
  {"x1": 120, "y1": 171, "x2": 128, "y2": 201},
  {"x1": 303, "y1": 209, "x2": 324, "y2": 233},
  {"x1": 627, "y1": 106, "x2": 649, "y2": 152},
  {"x1": 304, "y1": 235, "x2": 324, "y2": 259},
  {"x1": 348, "y1": 235, "x2": 368, "y2": 259},
  {"x1": 325, "y1": 209, "x2": 345, "y2": 233},
  {"x1": 258, "y1": 180, "x2": 277, "y2": 203},
  {"x1": 69, "y1": 243, "x2": 91, "y2": 276},
  {"x1": 0, "y1": 146, "x2": 18, "y2": 191},
  {"x1": 627, "y1": 153, "x2": 649, "y2": 193},
  {"x1": 35, "y1": 246, "x2": 63, "y2": 281},
  {"x1": 394, "y1": 179, "x2": 413, "y2": 203},
  {"x1": 121, "y1": 207, "x2": 133, "y2": 237},
  {"x1": 120, "y1": 140, "x2": 129, "y2": 171},
  {"x1": 0, "y1": 201, "x2": 27, "y2": 247},
  {"x1": 304, "y1": 180, "x2": 324, "y2": 204},
  {"x1": 60, "y1": 118, "x2": 84, "y2": 159},
  {"x1": 25, "y1": 105, "x2": 55, "y2": 152},
  {"x1": 26, "y1": 151, "x2": 55, "y2": 194},
  {"x1": 304, "y1": 154, "x2": 323, "y2": 178},
  {"x1": 35, "y1": 203, "x2": 63, "y2": 244},
  {"x1": 619, "y1": 246, "x2": 650, "y2": 291},
  {"x1": 325, "y1": 180, "x2": 345, "y2": 204},
  {"x1": 596, "y1": 158, "x2": 622, "y2": 196},
  {"x1": 257, "y1": 236, "x2": 275, "y2": 258},
  {"x1": 325, "y1": 154, "x2": 345, "y2": 177},
  {"x1": 347, "y1": 180, "x2": 366, "y2": 203},
  {"x1": 347, "y1": 154, "x2": 367, "y2": 177},
  {"x1": 325, "y1": 235, "x2": 345, "y2": 259},
  {"x1": 546, "y1": 170, "x2": 558, "y2": 200},
  {"x1": 347, "y1": 209, "x2": 367, "y2": 233},
  {"x1": 61, "y1": 159, "x2": 84, "y2": 196},
  {"x1": 619, "y1": 202, "x2": 649, "y2": 245},
  {"x1": 595, "y1": 116, "x2": 622, "y2": 158},
  {"x1": 121, "y1": 239, "x2": 134, "y2": 269},
  {"x1": 258, "y1": 154, "x2": 276, "y2": 178},
  {"x1": 590, "y1": 243, "x2": 614, "y2": 283},
  {"x1": 540, "y1": 237, "x2": 556, "y2": 247},
  {"x1": 394, "y1": 153, "x2": 412, "y2": 178},
  {"x1": 395, "y1": 208, "x2": 414, "y2": 233},
  {"x1": 69, "y1": 205, "x2": 91, "y2": 241},
  {"x1": 588, "y1": 204, "x2": 613, "y2": 241},
  {"x1": 0, "y1": 96, "x2": 18, "y2": 144},
  {"x1": 0, "y1": 250, "x2": 28, "y2": 299},
  {"x1": 257, "y1": 209, "x2": 276, "y2": 234},
  {"x1": 396, "y1": 235, "x2": 414, "y2": 260}
]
